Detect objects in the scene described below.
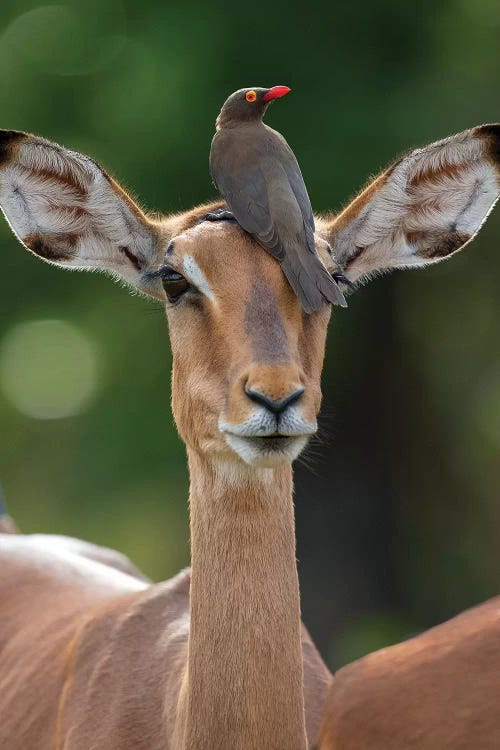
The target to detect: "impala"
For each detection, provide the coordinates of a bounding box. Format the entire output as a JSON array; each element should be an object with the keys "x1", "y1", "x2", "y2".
[{"x1": 0, "y1": 123, "x2": 498, "y2": 750}]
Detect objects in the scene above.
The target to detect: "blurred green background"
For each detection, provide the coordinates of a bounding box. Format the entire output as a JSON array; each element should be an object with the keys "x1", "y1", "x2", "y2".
[{"x1": 0, "y1": 0, "x2": 498, "y2": 669}]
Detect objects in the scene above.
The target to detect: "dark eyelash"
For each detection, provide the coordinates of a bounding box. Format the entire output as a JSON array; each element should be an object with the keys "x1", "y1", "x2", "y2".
[{"x1": 145, "y1": 266, "x2": 179, "y2": 282}]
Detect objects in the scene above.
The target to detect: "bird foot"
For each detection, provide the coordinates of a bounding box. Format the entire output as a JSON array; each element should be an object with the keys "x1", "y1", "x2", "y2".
[
  {"x1": 332, "y1": 271, "x2": 354, "y2": 288},
  {"x1": 325, "y1": 244, "x2": 354, "y2": 288},
  {"x1": 204, "y1": 209, "x2": 236, "y2": 223}
]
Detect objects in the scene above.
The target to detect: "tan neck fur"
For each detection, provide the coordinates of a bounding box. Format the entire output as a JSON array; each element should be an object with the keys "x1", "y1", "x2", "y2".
[{"x1": 176, "y1": 450, "x2": 307, "y2": 750}]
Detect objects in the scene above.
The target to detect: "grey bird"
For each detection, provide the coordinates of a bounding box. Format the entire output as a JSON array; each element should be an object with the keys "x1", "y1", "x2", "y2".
[{"x1": 209, "y1": 86, "x2": 347, "y2": 313}]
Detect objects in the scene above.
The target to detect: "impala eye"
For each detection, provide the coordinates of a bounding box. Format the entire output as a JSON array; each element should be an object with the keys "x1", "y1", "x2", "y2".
[
  {"x1": 160, "y1": 268, "x2": 190, "y2": 302},
  {"x1": 245, "y1": 90, "x2": 257, "y2": 103}
]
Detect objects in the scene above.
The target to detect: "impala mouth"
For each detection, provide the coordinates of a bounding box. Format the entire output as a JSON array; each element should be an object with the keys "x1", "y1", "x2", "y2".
[
  {"x1": 254, "y1": 435, "x2": 298, "y2": 448},
  {"x1": 218, "y1": 409, "x2": 317, "y2": 466},
  {"x1": 222, "y1": 432, "x2": 311, "y2": 467}
]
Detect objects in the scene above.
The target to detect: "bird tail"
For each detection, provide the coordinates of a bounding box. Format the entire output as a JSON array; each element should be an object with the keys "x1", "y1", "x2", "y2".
[
  {"x1": 281, "y1": 250, "x2": 347, "y2": 313},
  {"x1": 0, "y1": 486, "x2": 18, "y2": 534}
]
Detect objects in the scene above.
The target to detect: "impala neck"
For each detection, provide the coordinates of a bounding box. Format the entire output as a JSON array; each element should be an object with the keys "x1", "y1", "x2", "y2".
[{"x1": 180, "y1": 450, "x2": 307, "y2": 750}]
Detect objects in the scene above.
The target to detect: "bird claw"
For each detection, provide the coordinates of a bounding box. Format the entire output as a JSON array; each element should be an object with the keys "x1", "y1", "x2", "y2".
[
  {"x1": 332, "y1": 271, "x2": 354, "y2": 288},
  {"x1": 204, "y1": 209, "x2": 236, "y2": 223},
  {"x1": 325, "y1": 244, "x2": 354, "y2": 289}
]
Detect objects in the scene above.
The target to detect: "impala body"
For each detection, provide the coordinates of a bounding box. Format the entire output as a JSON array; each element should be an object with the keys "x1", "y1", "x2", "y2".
[{"x1": 0, "y1": 124, "x2": 498, "y2": 749}]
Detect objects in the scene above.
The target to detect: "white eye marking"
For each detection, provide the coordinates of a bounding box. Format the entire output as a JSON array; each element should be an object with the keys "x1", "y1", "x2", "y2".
[{"x1": 183, "y1": 255, "x2": 215, "y2": 302}]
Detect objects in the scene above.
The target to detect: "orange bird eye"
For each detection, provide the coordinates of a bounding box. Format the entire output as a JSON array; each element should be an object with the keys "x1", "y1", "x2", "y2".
[{"x1": 245, "y1": 91, "x2": 257, "y2": 103}]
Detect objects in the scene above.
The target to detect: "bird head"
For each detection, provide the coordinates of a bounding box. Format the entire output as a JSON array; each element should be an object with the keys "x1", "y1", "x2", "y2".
[{"x1": 216, "y1": 86, "x2": 291, "y2": 128}]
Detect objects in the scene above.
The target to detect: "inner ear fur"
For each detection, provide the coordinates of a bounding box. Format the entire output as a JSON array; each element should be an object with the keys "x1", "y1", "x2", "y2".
[
  {"x1": 318, "y1": 124, "x2": 500, "y2": 284},
  {"x1": 0, "y1": 130, "x2": 230, "y2": 300},
  {"x1": 0, "y1": 130, "x2": 168, "y2": 298}
]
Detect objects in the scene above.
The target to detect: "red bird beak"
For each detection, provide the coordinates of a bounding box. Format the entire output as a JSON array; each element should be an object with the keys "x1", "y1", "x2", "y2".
[{"x1": 262, "y1": 85, "x2": 291, "y2": 102}]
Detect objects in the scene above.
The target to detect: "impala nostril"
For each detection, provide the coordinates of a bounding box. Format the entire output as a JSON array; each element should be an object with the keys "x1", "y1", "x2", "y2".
[{"x1": 244, "y1": 385, "x2": 304, "y2": 415}]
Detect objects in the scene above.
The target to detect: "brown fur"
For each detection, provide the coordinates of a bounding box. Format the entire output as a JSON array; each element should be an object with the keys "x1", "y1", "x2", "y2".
[
  {"x1": 106, "y1": 171, "x2": 156, "y2": 226},
  {"x1": 244, "y1": 279, "x2": 290, "y2": 363},
  {"x1": 166, "y1": 199, "x2": 226, "y2": 236},
  {"x1": 35, "y1": 165, "x2": 88, "y2": 197},
  {"x1": 408, "y1": 159, "x2": 467, "y2": 189},
  {"x1": 478, "y1": 123, "x2": 500, "y2": 167},
  {"x1": 325, "y1": 170, "x2": 390, "y2": 234},
  {"x1": 24, "y1": 232, "x2": 78, "y2": 262},
  {"x1": 119, "y1": 245, "x2": 143, "y2": 271},
  {"x1": 0, "y1": 126, "x2": 499, "y2": 749},
  {"x1": 321, "y1": 123, "x2": 500, "y2": 282},
  {"x1": 166, "y1": 219, "x2": 329, "y2": 459},
  {"x1": 407, "y1": 230, "x2": 472, "y2": 259},
  {"x1": 162, "y1": 220, "x2": 332, "y2": 748},
  {"x1": 319, "y1": 597, "x2": 500, "y2": 749},
  {"x1": 0, "y1": 204, "x2": 332, "y2": 749},
  {"x1": 0, "y1": 129, "x2": 27, "y2": 165}
]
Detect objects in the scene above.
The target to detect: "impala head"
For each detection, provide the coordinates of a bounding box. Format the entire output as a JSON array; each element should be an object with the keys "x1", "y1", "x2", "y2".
[
  {"x1": 161, "y1": 218, "x2": 331, "y2": 467},
  {"x1": 0, "y1": 125, "x2": 498, "y2": 472}
]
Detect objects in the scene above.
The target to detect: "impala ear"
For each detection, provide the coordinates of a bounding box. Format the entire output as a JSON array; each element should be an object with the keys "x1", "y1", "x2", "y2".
[
  {"x1": 0, "y1": 130, "x2": 172, "y2": 300},
  {"x1": 320, "y1": 124, "x2": 500, "y2": 284}
]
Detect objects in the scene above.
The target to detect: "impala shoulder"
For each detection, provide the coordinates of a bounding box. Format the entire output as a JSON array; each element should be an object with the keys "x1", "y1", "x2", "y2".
[
  {"x1": 0, "y1": 534, "x2": 150, "y2": 594},
  {"x1": 320, "y1": 597, "x2": 500, "y2": 749}
]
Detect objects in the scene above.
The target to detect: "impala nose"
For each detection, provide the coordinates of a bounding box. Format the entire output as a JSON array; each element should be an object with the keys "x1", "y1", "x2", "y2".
[{"x1": 245, "y1": 385, "x2": 305, "y2": 415}]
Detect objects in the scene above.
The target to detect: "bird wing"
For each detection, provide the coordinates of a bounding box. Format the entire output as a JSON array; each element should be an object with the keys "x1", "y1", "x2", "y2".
[
  {"x1": 210, "y1": 128, "x2": 315, "y2": 261},
  {"x1": 210, "y1": 128, "x2": 346, "y2": 311},
  {"x1": 271, "y1": 130, "x2": 316, "y2": 253},
  {"x1": 210, "y1": 162, "x2": 286, "y2": 261}
]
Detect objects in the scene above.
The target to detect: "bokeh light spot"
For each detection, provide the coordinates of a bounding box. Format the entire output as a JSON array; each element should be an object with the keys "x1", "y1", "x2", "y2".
[
  {"x1": 0, "y1": 320, "x2": 99, "y2": 419},
  {"x1": 3, "y1": 2, "x2": 126, "y2": 76}
]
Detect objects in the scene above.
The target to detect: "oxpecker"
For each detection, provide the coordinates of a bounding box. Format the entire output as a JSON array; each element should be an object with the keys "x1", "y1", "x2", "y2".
[{"x1": 209, "y1": 86, "x2": 347, "y2": 312}]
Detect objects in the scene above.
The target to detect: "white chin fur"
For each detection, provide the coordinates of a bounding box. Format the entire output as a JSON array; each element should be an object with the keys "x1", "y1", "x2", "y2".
[{"x1": 224, "y1": 434, "x2": 309, "y2": 467}]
